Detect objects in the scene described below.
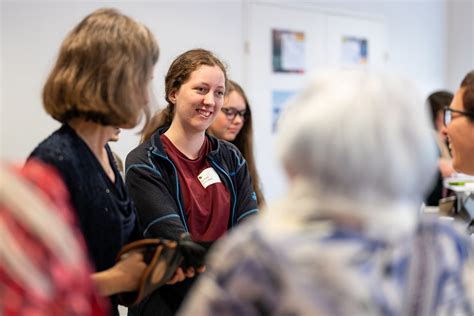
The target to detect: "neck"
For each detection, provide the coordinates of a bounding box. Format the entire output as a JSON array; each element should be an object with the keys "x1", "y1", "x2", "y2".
[
  {"x1": 68, "y1": 119, "x2": 110, "y2": 157},
  {"x1": 164, "y1": 121, "x2": 205, "y2": 159}
]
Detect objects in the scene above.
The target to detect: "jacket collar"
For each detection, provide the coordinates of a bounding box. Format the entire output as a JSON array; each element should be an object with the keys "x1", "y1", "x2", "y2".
[{"x1": 148, "y1": 126, "x2": 221, "y2": 158}]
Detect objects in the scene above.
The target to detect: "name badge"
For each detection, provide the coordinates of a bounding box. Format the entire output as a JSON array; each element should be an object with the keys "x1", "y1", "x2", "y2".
[{"x1": 198, "y1": 167, "x2": 221, "y2": 189}]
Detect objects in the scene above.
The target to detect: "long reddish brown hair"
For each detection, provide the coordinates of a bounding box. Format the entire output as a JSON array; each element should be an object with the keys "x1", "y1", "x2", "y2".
[{"x1": 141, "y1": 49, "x2": 227, "y2": 141}]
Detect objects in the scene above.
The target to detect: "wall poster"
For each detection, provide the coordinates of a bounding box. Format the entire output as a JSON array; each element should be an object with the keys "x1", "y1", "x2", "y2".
[{"x1": 272, "y1": 29, "x2": 305, "y2": 74}]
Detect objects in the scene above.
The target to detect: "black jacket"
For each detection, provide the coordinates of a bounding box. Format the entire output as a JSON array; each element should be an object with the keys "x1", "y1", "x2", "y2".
[
  {"x1": 125, "y1": 126, "x2": 259, "y2": 240},
  {"x1": 125, "y1": 127, "x2": 258, "y2": 315}
]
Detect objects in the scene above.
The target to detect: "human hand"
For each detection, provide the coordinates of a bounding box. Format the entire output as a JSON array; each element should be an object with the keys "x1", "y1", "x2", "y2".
[
  {"x1": 166, "y1": 267, "x2": 193, "y2": 284},
  {"x1": 439, "y1": 158, "x2": 455, "y2": 178},
  {"x1": 113, "y1": 251, "x2": 147, "y2": 292},
  {"x1": 165, "y1": 265, "x2": 205, "y2": 285},
  {"x1": 92, "y1": 251, "x2": 146, "y2": 296}
]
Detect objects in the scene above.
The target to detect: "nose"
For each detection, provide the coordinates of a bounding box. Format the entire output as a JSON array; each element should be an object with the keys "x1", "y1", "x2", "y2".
[{"x1": 203, "y1": 92, "x2": 216, "y2": 106}]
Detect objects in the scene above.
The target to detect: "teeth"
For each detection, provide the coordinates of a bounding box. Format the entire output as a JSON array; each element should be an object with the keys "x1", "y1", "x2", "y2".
[{"x1": 197, "y1": 109, "x2": 211, "y2": 118}]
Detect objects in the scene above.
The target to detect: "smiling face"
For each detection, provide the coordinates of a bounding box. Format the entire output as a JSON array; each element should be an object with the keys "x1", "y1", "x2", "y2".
[
  {"x1": 168, "y1": 65, "x2": 226, "y2": 134},
  {"x1": 443, "y1": 87, "x2": 474, "y2": 174},
  {"x1": 208, "y1": 90, "x2": 246, "y2": 141}
]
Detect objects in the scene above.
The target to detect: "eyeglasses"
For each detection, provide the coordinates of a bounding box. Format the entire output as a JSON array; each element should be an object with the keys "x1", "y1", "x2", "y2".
[
  {"x1": 221, "y1": 107, "x2": 247, "y2": 121},
  {"x1": 443, "y1": 106, "x2": 473, "y2": 126}
]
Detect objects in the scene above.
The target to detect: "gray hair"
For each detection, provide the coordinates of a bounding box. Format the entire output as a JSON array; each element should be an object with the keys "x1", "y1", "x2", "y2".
[{"x1": 277, "y1": 69, "x2": 437, "y2": 207}]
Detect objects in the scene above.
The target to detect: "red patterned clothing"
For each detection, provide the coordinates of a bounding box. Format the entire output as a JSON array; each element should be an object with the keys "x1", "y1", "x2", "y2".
[
  {"x1": 161, "y1": 135, "x2": 230, "y2": 241},
  {"x1": 0, "y1": 161, "x2": 108, "y2": 316}
]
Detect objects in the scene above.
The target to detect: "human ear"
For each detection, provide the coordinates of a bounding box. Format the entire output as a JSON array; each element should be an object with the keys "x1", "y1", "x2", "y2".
[{"x1": 168, "y1": 91, "x2": 177, "y2": 104}]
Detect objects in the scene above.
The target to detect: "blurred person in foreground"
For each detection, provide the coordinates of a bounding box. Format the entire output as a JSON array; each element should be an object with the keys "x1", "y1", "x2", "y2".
[
  {"x1": 0, "y1": 160, "x2": 107, "y2": 315},
  {"x1": 180, "y1": 69, "x2": 474, "y2": 316}
]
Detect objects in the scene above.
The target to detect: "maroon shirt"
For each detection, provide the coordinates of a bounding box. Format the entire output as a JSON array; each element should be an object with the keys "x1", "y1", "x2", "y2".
[{"x1": 161, "y1": 135, "x2": 230, "y2": 241}]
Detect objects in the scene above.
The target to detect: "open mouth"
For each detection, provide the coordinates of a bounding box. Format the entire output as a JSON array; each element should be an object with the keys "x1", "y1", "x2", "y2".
[{"x1": 197, "y1": 108, "x2": 212, "y2": 118}]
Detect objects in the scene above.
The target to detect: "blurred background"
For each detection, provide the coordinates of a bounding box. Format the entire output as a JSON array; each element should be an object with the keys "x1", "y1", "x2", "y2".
[{"x1": 1, "y1": 0, "x2": 473, "y2": 203}]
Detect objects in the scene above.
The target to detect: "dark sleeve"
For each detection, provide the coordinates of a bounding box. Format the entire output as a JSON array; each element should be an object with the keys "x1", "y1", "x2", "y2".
[
  {"x1": 228, "y1": 146, "x2": 259, "y2": 224},
  {"x1": 28, "y1": 149, "x2": 63, "y2": 179},
  {"x1": 27, "y1": 148, "x2": 84, "y2": 231},
  {"x1": 27, "y1": 148, "x2": 73, "y2": 206},
  {"x1": 125, "y1": 162, "x2": 187, "y2": 240}
]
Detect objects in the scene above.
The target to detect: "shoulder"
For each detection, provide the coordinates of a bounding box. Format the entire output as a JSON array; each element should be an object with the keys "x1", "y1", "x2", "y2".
[
  {"x1": 214, "y1": 136, "x2": 241, "y2": 155},
  {"x1": 417, "y1": 216, "x2": 472, "y2": 260},
  {"x1": 125, "y1": 137, "x2": 169, "y2": 182},
  {"x1": 125, "y1": 138, "x2": 154, "y2": 166},
  {"x1": 126, "y1": 127, "x2": 168, "y2": 165},
  {"x1": 208, "y1": 136, "x2": 245, "y2": 167},
  {"x1": 28, "y1": 125, "x2": 81, "y2": 169},
  {"x1": 207, "y1": 219, "x2": 266, "y2": 266}
]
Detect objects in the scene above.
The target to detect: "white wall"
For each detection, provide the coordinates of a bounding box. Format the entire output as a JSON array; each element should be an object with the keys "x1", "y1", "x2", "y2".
[
  {"x1": 243, "y1": 0, "x2": 464, "y2": 200},
  {"x1": 446, "y1": 0, "x2": 474, "y2": 90},
  {"x1": 254, "y1": 0, "x2": 450, "y2": 93},
  {"x1": 1, "y1": 0, "x2": 244, "y2": 162},
  {"x1": 1, "y1": 0, "x2": 473, "y2": 203}
]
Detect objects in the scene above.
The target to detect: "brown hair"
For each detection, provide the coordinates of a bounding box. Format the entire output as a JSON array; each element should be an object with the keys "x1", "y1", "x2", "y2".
[
  {"x1": 221, "y1": 80, "x2": 266, "y2": 207},
  {"x1": 43, "y1": 8, "x2": 159, "y2": 127},
  {"x1": 426, "y1": 90, "x2": 453, "y2": 127},
  {"x1": 460, "y1": 70, "x2": 474, "y2": 121},
  {"x1": 141, "y1": 49, "x2": 227, "y2": 141}
]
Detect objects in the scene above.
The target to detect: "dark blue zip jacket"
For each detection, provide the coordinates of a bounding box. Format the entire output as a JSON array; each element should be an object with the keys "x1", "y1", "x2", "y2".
[
  {"x1": 125, "y1": 126, "x2": 259, "y2": 241},
  {"x1": 125, "y1": 127, "x2": 259, "y2": 315}
]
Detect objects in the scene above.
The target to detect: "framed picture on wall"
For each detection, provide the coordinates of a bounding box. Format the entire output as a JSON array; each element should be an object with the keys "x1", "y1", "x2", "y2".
[
  {"x1": 341, "y1": 36, "x2": 368, "y2": 65},
  {"x1": 272, "y1": 29, "x2": 305, "y2": 74},
  {"x1": 271, "y1": 90, "x2": 296, "y2": 133},
  {"x1": 327, "y1": 15, "x2": 386, "y2": 68}
]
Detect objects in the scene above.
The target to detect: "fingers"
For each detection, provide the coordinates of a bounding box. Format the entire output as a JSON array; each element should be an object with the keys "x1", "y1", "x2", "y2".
[
  {"x1": 165, "y1": 266, "x2": 202, "y2": 285},
  {"x1": 184, "y1": 267, "x2": 195, "y2": 278},
  {"x1": 166, "y1": 268, "x2": 186, "y2": 284}
]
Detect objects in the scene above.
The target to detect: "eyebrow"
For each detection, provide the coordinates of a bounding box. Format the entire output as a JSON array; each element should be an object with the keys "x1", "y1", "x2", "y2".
[{"x1": 195, "y1": 82, "x2": 225, "y2": 89}]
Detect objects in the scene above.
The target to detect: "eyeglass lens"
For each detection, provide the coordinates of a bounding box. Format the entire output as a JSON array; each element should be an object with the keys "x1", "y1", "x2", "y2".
[
  {"x1": 444, "y1": 109, "x2": 451, "y2": 126},
  {"x1": 222, "y1": 108, "x2": 246, "y2": 120}
]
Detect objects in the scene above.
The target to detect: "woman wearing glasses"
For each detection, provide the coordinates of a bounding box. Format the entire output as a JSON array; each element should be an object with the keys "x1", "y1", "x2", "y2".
[
  {"x1": 126, "y1": 49, "x2": 259, "y2": 315},
  {"x1": 208, "y1": 80, "x2": 266, "y2": 207},
  {"x1": 424, "y1": 91, "x2": 455, "y2": 206},
  {"x1": 442, "y1": 70, "x2": 474, "y2": 175}
]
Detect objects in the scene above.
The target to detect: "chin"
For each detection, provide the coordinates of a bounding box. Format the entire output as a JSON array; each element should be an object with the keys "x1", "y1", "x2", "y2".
[
  {"x1": 224, "y1": 134, "x2": 236, "y2": 142},
  {"x1": 453, "y1": 159, "x2": 474, "y2": 176}
]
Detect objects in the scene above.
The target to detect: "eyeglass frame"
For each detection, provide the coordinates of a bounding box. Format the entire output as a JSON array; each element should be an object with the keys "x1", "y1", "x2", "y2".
[
  {"x1": 221, "y1": 107, "x2": 248, "y2": 121},
  {"x1": 443, "y1": 106, "x2": 474, "y2": 126}
]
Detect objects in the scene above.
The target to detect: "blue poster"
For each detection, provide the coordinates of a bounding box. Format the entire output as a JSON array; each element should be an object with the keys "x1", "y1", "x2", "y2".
[{"x1": 272, "y1": 90, "x2": 295, "y2": 133}]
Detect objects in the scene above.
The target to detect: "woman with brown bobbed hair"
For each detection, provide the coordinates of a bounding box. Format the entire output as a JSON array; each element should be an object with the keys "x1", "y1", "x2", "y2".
[{"x1": 27, "y1": 8, "x2": 159, "y2": 315}]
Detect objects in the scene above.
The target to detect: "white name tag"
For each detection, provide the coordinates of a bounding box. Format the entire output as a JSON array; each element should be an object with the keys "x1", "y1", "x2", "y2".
[{"x1": 197, "y1": 167, "x2": 221, "y2": 189}]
